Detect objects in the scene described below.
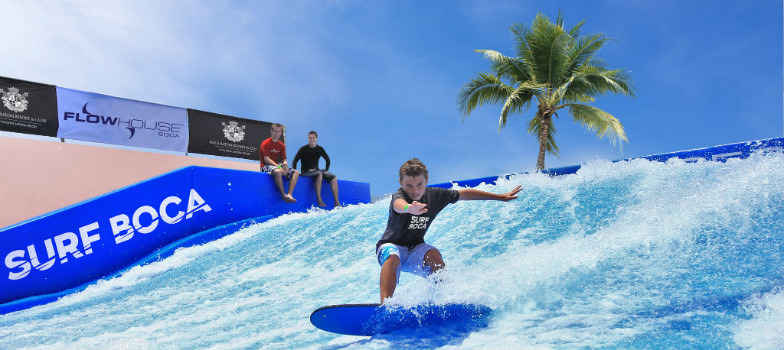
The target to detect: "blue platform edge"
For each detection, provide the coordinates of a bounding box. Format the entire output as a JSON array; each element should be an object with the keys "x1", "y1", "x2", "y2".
[
  {"x1": 0, "y1": 166, "x2": 370, "y2": 313},
  {"x1": 430, "y1": 137, "x2": 784, "y2": 189}
]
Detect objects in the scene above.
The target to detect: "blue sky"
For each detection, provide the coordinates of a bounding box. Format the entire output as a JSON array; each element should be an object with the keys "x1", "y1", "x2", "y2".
[{"x1": 1, "y1": 0, "x2": 781, "y2": 196}]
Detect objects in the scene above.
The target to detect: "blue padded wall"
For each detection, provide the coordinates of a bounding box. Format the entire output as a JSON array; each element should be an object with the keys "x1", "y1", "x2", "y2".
[
  {"x1": 0, "y1": 166, "x2": 370, "y2": 309},
  {"x1": 431, "y1": 137, "x2": 784, "y2": 189}
]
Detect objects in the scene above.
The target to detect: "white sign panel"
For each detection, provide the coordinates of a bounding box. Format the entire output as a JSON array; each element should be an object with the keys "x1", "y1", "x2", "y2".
[{"x1": 56, "y1": 87, "x2": 188, "y2": 152}]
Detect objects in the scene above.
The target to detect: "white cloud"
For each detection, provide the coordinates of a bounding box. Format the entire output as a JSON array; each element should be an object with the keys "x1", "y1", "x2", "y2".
[{"x1": 0, "y1": 1, "x2": 350, "y2": 122}]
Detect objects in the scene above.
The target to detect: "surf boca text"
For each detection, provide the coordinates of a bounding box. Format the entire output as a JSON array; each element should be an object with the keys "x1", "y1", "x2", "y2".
[{"x1": 3, "y1": 189, "x2": 211, "y2": 281}]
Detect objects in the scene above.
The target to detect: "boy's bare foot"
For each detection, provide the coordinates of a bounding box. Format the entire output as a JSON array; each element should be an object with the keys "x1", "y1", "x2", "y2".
[
  {"x1": 317, "y1": 201, "x2": 328, "y2": 207},
  {"x1": 282, "y1": 194, "x2": 296, "y2": 203}
]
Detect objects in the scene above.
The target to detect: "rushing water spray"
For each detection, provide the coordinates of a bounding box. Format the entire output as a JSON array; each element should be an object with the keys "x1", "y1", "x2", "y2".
[{"x1": 1, "y1": 152, "x2": 783, "y2": 350}]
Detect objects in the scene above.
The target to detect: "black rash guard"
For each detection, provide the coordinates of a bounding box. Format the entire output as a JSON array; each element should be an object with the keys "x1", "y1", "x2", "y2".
[
  {"x1": 376, "y1": 187, "x2": 460, "y2": 249},
  {"x1": 292, "y1": 144, "x2": 330, "y2": 172}
]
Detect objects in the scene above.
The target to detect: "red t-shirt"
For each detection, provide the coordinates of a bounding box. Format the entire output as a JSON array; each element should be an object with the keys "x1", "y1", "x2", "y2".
[{"x1": 260, "y1": 138, "x2": 287, "y2": 166}]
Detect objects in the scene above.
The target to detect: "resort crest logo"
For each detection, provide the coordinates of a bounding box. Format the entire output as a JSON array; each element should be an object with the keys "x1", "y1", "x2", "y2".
[
  {"x1": 222, "y1": 121, "x2": 246, "y2": 142},
  {"x1": 0, "y1": 86, "x2": 29, "y2": 113}
]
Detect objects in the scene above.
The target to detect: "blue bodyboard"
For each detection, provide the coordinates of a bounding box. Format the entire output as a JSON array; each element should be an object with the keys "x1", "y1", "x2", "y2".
[{"x1": 309, "y1": 303, "x2": 492, "y2": 336}]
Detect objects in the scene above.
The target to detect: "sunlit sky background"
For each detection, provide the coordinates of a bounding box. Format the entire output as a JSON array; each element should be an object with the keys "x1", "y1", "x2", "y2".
[{"x1": 1, "y1": 0, "x2": 781, "y2": 196}]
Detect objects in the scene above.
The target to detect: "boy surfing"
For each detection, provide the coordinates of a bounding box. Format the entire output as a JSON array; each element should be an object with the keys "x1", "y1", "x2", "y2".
[{"x1": 376, "y1": 158, "x2": 522, "y2": 303}]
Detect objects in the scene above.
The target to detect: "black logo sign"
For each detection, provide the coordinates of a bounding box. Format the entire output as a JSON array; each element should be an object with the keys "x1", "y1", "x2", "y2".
[
  {"x1": 187, "y1": 109, "x2": 280, "y2": 161},
  {"x1": 0, "y1": 76, "x2": 58, "y2": 137}
]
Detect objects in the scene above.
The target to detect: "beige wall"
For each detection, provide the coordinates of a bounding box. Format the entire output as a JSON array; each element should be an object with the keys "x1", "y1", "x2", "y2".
[{"x1": 0, "y1": 135, "x2": 259, "y2": 228}]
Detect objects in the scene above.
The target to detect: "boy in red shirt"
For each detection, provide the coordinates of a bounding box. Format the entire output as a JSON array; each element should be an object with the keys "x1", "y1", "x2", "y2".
[{"x1": 260, "y1": 123, "x2": 299, "y2": 203}]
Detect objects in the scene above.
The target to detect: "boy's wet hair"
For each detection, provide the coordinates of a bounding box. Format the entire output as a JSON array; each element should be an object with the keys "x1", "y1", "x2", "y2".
[
  {"x1": 399, "y1": 158, "x2": 428, "y2": 181},
  {"x1": 309, "y1": 130, "x2": 318, "y2": 137}
]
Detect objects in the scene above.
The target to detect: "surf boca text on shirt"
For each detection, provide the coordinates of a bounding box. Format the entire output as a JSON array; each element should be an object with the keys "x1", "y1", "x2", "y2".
[
  {"x1": 377, "y1": 187, "x2": 459, "y2": 249},
  {"x1": 408, "y1": 216, "x2": 430, "y2": 230}
]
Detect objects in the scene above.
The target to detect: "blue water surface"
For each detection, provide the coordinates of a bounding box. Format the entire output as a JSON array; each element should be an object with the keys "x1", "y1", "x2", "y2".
[{"x1": 1, "y1": 152, "x2": 783, "y2": 350}]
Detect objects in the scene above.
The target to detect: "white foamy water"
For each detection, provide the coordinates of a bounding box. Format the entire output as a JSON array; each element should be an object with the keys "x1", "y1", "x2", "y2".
[
  {"x1": 734, "y1": 288, "x2": 784, "y2": 350},
  {"x1": 1, "y1": 151, "x2": 783, "y2": 349}
]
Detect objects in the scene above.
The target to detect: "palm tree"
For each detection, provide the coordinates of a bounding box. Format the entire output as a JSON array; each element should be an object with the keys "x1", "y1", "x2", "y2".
[{"x1": 457, "y1": 12, "x2": 634, "y2": 170}]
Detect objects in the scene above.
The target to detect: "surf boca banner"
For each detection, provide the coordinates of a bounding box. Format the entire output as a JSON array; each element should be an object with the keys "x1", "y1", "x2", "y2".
[
  {"x1": 0, "y1": 76, "x2": 59, "y2": 137},
  {"x1": 0, "y1": 168, "x2": 215, "y2": 306},
  {"x1": 56, "y1": 87, "x2": 188, "y2": 152},
  {"x1": 0, "y1": 166, "x2": 371, "y2": 310},
  {"x1": 187, "y1": 109, "x2": 278, "y2": 161}
]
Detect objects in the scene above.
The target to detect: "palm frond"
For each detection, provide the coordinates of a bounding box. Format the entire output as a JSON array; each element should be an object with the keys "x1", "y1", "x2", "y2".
[
  {"x1": 566, "y1": 19, "x2": 585, "y2": 39},
  {"x1": 573, "y1": 66, "x2": 635, "y2": 97},
  {"x1": 525, "y1": 14, "x2": 572, "y2": 88},
  {"x1": 552, "y1": 76, "x2": 595, "y2": 104},
  {"x1": 498, "y1": 83, "x2": 540, "y2": 130},
  {"x1": 475, "y1": 49, "x2": 532, "y2": 84},
  {"x1": 555, "y1": 11, "x2": 565, "y2": 28},
  {"x1": 565, "y1": 104, "x2": 628, "y2": 145},
  {"x1": 509, "y1": 23, "x2": 530, "y2": 60},
  {"x1": 457, "y1": 73, "x2": 516, "y2": 117},
  {"x1": 554, "y1": 66, "x2": 634, "y2": 105},
  {"x1": 565, "y1": 33, "x2": 608, "y2": 78}
]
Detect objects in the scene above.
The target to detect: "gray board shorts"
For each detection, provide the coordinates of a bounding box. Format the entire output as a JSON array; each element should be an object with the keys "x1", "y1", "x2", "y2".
[{"x1": 301, "y1": 169, "x2": 336, "y2": 182}]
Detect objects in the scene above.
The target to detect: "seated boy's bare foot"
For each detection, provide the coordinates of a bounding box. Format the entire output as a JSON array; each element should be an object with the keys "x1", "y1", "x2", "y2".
[{"x1": 282, "y1": 194, "x2": 297, "y2": 203}]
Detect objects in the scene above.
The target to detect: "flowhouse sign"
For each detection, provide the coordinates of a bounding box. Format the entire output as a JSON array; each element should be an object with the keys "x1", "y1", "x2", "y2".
[
  {"x1": 3, "y1": 189, "x2": 211, "y2": 281},
  {"x1": 56, "y1": 87, "x2": 188, "y2": 152}
]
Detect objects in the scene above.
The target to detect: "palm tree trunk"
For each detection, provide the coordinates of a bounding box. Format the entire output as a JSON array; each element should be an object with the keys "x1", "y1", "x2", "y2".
[{"x1": 536, "y1": 114, "x2": 549, "y2": 170}]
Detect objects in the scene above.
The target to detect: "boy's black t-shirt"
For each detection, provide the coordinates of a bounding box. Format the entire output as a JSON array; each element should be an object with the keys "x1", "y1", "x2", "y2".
[{"x1": 376, "y1": 187, "x2": 460, "y2": 249}]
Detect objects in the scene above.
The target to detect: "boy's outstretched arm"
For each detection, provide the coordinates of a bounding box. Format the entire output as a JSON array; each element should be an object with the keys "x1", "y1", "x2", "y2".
[
  {"x1": 393, "y1": 198, "x2": 429, "y2": 214},
  {"x1": 458, "y1": 185, "x2": 522, "y2": 201}
]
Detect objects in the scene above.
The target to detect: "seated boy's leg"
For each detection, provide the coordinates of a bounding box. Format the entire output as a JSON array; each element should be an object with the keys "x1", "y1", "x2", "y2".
[
  {"x1": 282, "y1": 168, "x2": 298, "y2": 203},
  {"x1": 329, "y1": 176, "x2": 340, "y2": 207},
  {"x1": 265, "y1": 167, "x2": 285, "y2": 195},
  {"x1": 317, "y1": 171, "x2": 340, "y2": 207},
  {"x1": 287, "y1": 168, "x2": 299, "y2": 192},
  {"x1": 263, "y1": 165, "x2": 296, "y2": 203},
  {"x1": 315, "y1": 172, "x2": 326, "y2": 207}
]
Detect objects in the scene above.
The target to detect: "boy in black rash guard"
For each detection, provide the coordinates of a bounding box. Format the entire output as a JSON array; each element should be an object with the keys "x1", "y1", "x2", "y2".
[
  {"x1": 292, "y1": 131, "x2": 341, "y2": 207},
  {"x1": 376, "y1": 158, "x2": 522, "y2": 303}
]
